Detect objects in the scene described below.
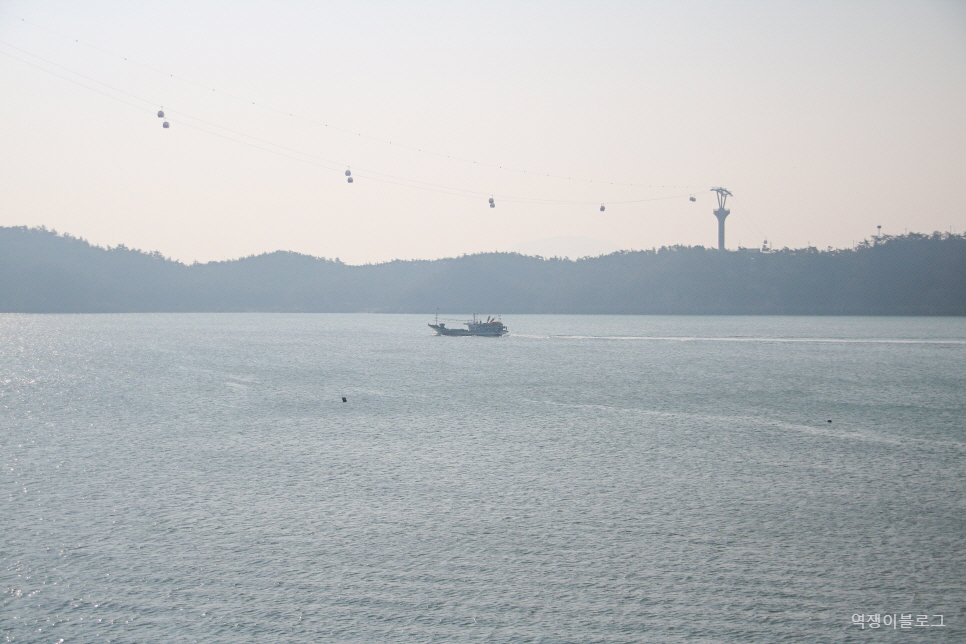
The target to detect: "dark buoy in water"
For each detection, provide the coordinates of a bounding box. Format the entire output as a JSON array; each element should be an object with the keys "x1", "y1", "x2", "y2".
[
  {"x1": 827, "y1": 419, "x2": 832, "y2": 423},
  {"x1": 162, "y1": 121, "x2": 169, "y2": 128},
  {"x1": 342, "y1": 396, "x2": 347, "y2": 403}
]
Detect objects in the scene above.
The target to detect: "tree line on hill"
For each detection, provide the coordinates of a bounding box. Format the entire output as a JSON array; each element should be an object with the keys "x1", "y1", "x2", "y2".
[{"x1": 1, "y1": 225, "x2": 964, "y2": 315}]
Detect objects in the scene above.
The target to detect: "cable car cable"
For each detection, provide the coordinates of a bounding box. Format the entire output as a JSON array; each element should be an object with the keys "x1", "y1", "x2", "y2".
[
  {"x1": 0, "y1": 48, "x2": 154, "y2": 114},
  {"x1": 1, "y1": 38, "x2": 700, "y2": 208}
]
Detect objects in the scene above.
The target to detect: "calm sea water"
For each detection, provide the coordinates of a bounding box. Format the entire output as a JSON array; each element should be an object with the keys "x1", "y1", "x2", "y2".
[{"x1": 2, "y1": 314, "x2": 964, "y2": 643}]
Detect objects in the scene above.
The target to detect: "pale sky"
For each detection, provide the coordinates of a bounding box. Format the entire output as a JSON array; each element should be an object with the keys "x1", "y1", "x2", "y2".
[{"x1": 1, "y1": 1, "x2": 964, "y2": 264}]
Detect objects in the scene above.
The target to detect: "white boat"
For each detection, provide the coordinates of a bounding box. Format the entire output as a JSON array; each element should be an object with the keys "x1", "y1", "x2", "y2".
[{"x1": 428, "y1": 314, "x2": 507, "y2": 337}]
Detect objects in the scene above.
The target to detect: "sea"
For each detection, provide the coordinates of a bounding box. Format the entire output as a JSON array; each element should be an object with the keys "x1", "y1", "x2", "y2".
[{"x1": 2, "y1": 314, "x2": 964, "y2": 643}]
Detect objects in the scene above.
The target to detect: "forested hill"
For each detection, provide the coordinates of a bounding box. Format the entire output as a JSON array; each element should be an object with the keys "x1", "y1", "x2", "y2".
[{"x1": 2, "y1": 226, "x2": 965, "y2": 314}]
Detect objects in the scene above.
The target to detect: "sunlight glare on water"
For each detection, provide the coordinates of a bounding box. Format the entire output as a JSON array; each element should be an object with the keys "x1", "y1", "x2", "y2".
[{"x1": 2, "y1": 314, "x2": 964, "y2": 642}]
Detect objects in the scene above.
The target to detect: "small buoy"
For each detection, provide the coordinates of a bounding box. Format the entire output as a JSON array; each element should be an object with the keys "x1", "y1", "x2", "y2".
[
  {"x1": 157, "y1": 109, "x2": 164, "y2": 118},
  {"x1": 600, "y1": 204, "x2": 605, "y2": 212},
  {"x1": 162, "y1": 121, "x2": 169, "y2": 128},
  {"x1": 347, "y1": 176, "x2": 353, "y2": 183},
  {"x1": 342, "y1": 397, "x2": 347, "y2": 403},
  {"x1": 827, "y1": 419, "x2": 832, "y2": 423},
  {"x1": 345, "y1": 169, "x2": 351, "y2": 177}
]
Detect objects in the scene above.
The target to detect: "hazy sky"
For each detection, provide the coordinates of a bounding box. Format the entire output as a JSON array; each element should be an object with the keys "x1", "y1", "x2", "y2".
[{"x1": 2, "y1": 1, "x2": 964, "y2": 264}]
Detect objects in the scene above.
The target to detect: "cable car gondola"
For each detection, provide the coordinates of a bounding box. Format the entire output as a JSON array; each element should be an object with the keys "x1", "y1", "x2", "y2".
[
  {"x1": 600, "y1": 204, "x2": 605, "y2": 212},
  {"x1": 488, "y1": 197, "x2": 495, "y2": 208}
]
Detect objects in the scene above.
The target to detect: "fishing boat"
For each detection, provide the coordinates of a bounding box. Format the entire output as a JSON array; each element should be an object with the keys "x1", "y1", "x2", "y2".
[{"x1": 428, "y1": 314, "x2": 508, "y2": 337}]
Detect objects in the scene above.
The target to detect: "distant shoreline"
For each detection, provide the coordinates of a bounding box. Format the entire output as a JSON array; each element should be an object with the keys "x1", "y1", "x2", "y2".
[{"x1": 3, "y1": 226, "x2": 965, "y2": 315}]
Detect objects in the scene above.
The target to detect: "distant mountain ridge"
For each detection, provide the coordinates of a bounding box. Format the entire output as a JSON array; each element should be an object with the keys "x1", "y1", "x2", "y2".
[{"x1": 2, "y1": 226, "x2": 965, "y2": 314}]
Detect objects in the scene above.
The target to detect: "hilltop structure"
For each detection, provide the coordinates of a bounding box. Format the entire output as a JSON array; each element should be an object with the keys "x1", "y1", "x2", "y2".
[{"x1": 711, "y1": 187, "x2": 733, "y2": 250}]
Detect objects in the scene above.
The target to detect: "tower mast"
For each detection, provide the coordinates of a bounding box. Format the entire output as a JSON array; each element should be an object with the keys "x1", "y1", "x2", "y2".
[{"x1": 710, "y1": 187, "x2": 732, "y2": 250}]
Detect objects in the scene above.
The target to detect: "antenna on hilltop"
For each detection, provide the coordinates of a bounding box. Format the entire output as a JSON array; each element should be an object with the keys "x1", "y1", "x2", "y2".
[{"x1": 710, "y1": 187, "x2": 732, "y2": 250}]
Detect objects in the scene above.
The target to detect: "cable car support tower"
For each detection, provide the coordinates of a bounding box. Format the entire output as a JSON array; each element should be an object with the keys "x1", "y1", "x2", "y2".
[{"x1": 711, "y1": 187, "x2": 732, "y2": 250}]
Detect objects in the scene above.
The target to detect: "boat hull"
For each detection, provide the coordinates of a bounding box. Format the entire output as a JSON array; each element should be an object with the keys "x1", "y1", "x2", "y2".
[{"x1": 428, "y1": 323, "x2": 507, "y2": 337}]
